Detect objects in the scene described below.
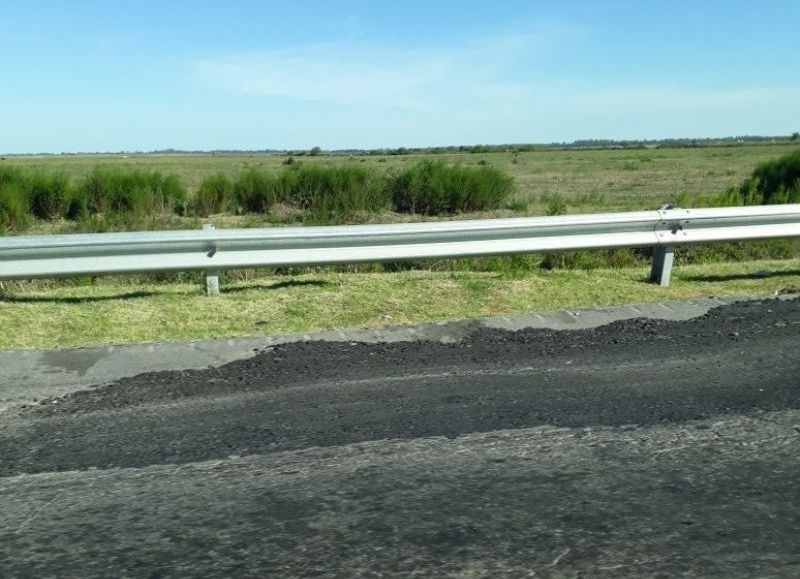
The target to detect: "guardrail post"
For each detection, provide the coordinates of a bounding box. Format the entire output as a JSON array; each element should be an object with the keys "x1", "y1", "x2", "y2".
[
  {"x1": 650, "y1": 246, "x2": 674, "y2": 287},
  {"x1": 203, "y1": 224, "x2": 220, "y2": 296}
]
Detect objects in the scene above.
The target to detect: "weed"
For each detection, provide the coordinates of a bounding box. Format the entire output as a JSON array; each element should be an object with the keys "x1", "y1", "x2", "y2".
[
  {"x1": 283, "y1": 164, "x2": 390, "y2": 222},
  {"x1": 574, "y1": 192, "x2": 607, "y2": 207},
  {"x1": 72, "y1": 168, "x2": 187, "y2": 219},
  {"x1": 541, "y1": 193, "x2": 567, "y2": 216},
  {"x1": 27, "y1": 173, "x2": 70, "y2": 220},
  {"x1": 0, "y1": 184, "x2": 30, "y2": 231},
  {"x1": 391, "y1": 160, "x2": 513, "y2": 215},
  {"x1": 193, "y1": 173, "x2": 234, "y2": 216},
  {"x1": 742, "y1": 149, "x2": 800, "y2": 204},
  {"x1": 506, "y1": 197, "x2": 530, "y2": 212},
  {"x1": 233, "y1": 169, "x2": 281, "y2": 213}
]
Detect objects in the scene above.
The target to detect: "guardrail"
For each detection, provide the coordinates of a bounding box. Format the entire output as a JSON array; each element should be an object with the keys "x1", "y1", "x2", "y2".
[{"x1": 2, "y1": 204, "x2": 800, "y2": 294}]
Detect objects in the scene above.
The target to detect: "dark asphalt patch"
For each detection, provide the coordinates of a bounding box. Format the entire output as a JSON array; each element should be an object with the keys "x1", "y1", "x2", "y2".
[
  {"x1": 1, "y1": 299, "x2": 799, "y2": 476},
  {"x1": 25, "y1": 298, "x2": 800, "y2": 416}
]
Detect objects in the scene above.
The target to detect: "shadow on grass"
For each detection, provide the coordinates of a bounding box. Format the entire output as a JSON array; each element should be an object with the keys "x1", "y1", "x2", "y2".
[
  {"x1": 0, "y1": 290, "x2": 165, "y2": 304},
  {"x1": 681, "y1": 270, "x2": 800, "y2": 283},
  {"x1": 221, "y1": 279, "x2": 332, "y2": 294},
  {"x1": 0, "y1": 279, "x2": 334, "y2": 303}
]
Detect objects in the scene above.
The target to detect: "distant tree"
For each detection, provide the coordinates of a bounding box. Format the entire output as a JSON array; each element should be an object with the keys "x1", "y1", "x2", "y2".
[
  {"x1": 792, "y1": 132, "x2": 799, "y2": 142},
  {"x1": 309, "y1": 146, "x2": 322, "y2": 156}
]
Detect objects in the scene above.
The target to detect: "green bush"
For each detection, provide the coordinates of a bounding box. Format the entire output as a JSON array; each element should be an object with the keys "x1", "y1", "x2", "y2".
[
  {"x1": 739, "y1": 150, "x2": 800, "y2": 204},
  {"x1": 233, "y1": 169, "x2": 282, "y2": 213},
  {"x1": 156, "y1": 174, "x2": 189, "y2": 214},
  {"x1": 391, "y1": 160, "x2": 514, "y2": 215},
  {"x1": 0, "y1": 166, "x2": 24, "y2": 188},
  {"x1": 0, "y1": 166, "x2": 73, "y2": 226},
  {"x1": 72, "y1": 168, "x2": 187, "y2": 219},
  {"x1": 193, "y1": 173, "x2": 233, "y2": 216},
  {"x1": 0, "y1": 167, "x2": 29, "y2": 231},
  {"x1": 27, "y1": 173, "x2": 70, "y2": 220},
  {"x1": 281, "y1": 165, "x2": 390, "y2": 221},
  {"x1": 0, "y1": 183, "x2": 30, "y2": 231}
]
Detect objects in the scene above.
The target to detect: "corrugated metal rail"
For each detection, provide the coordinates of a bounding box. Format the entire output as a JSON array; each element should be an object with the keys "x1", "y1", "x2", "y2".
[{"x1": 2, "y1": 204, "x2": 800, "y2": 293}]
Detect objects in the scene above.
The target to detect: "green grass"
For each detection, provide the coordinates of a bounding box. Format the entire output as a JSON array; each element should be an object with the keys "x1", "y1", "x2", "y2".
[
  {"x1": 3, "y1": 142, "x2": 800, "y2": 234},
  {"x1": 0, "y1": 165, "x2": 189, "y2": 232},
  {"x1": 0, "y1": 160, "x2": 514, "y2": 230},
  {"x1": 2, "y1": 258, "x2": 799, "y2": 350},
  {"x1": 3, "y1": 144, "x2": 800, "y2": 350},
  {"x1": 6, "y1": 143, "x2": 799, "y2": 213},
  {"x1": 390, "y1": 160, "x2": 513, "y2": 214}
]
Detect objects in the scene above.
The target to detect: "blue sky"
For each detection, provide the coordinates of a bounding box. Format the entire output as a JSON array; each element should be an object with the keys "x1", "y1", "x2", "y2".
[{"x1": 1, "y1": 0, "x2": 798, "y2": 153}]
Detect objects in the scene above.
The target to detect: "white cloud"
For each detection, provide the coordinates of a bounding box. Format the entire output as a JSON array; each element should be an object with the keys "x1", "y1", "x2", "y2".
[
  {"x1": 190, "y1": 32, "x2": 800, "y2": 146},
  {"x1": 194, "y1": 31, "x2": 561, "y2": 109},
  {"x1": 197, "y1": 45, "x2": 448, "y2": 107},
  {"x1": 196, "y1": 34, "x2": 800, "y2": 120}
]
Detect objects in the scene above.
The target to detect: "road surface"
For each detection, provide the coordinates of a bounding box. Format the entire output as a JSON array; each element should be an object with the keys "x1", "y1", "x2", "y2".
[{"x1": 1, "y1": 298, "x2": 799, "y2": 577}]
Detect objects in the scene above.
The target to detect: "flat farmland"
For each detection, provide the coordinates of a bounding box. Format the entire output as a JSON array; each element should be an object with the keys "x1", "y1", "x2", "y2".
[{"x1": 6, "y1": 143, "x2": 799, "y2": 214}]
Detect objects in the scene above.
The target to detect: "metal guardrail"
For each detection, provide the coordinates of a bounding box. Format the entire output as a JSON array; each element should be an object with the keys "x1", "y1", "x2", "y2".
[{"x1": 2, "y1": 204, "x2": 800, "y2": 293}]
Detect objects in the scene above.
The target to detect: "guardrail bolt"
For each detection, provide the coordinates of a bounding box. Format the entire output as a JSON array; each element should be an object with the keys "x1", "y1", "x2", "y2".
[
  {"x1": 203, "y1": 224, "x2": 220, "y2": 296},
  {"x1": 650, "y1": 246, "x2": 675, "y2": 287}
]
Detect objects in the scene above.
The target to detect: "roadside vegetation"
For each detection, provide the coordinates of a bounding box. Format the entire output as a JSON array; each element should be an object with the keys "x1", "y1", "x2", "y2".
[
  {"x1": 2, "y1": 146, "x2": 800, "y2": 311},
  {"x1": 2, "y1": 146, "x2": 800, "y2": 271},
  {"x1": 0, "y1": 160, "x2": 513, "y2": 231},
  {"x1": 666, "y1": 149, "x2": 800, "y2": 207},
  {"x1": 2, "y1": 259, "x2": 799, "y2": 349},
  {"x1": 3, "y1": 145, "x2": 800, "y2": 348}
]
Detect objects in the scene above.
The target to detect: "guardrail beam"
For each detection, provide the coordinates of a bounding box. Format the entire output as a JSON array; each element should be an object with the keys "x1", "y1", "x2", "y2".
[{"x1": 3, "y1": 205, "x2": 800, "y2": 294}]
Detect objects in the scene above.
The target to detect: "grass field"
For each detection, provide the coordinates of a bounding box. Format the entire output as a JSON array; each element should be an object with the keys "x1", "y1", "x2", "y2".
[
  {"x1": 1, "y1": 259, "x2": 798, "y2": 350},
  {"x1": 2, "y1": 143, "x2": 800, "y2": 349},
  {"x1": 6, "y1": 143, "x2": 799, "y2": 215}
]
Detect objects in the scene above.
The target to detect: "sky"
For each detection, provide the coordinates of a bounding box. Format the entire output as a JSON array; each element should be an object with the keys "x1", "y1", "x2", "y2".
[{"x1": 1, "y1": 0, "x2": 799, "y2": 153}]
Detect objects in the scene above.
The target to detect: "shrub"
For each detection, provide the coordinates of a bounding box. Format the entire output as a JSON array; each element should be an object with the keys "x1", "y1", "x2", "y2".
[
  {"x1": 391, "y1": 160, "x2": 513, "y2": 215},
  {"x1": 0, "y1": 167, "x2": 31, "y2": 230},
  {"x1": 193, "y1": 173, "x2": 233, "y2": 216},
  {"x1": 0, "y1": 183, "x2": 30, "y2": 231},
  {"x1": 155, "y1": 174, "x2": 188, "y2": 214},
  {"x1": 233, "y1": 169, "x2": 282, "y2": 213},
  {"x1": 281, "y1": 164, "x2": 390, "y2": 221},
  {"x1": 740, "y1": 150, "x2": 800, "y2": 204},
  {"x1": 72, "y1": 168, "x2": 188, "y2": 219},
  {"x1": 0, "y1": 166, "x2": 24, "y2": 189},
  {"x1": 27, "y1": 172, "x2": 70, "y2": 220}
]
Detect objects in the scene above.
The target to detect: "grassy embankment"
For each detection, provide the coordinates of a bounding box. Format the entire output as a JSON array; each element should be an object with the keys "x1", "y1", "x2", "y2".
[
  {"x1": 2, "y1": 259, "x2": 799, "y2": 350},
  {"x1": 1, "y1": 144, "x2": 799, "y2": 349}
]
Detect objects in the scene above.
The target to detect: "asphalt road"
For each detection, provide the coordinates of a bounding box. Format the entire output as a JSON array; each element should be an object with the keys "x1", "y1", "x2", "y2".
[{"x1": 2, "y1": 299, "x2": 800, "y2": 577}]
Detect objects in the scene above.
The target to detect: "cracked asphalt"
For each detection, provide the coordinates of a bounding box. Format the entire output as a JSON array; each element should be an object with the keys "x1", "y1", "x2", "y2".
[{"x1": 1, "y1": 299, "x2": 799, "y2": 577}]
